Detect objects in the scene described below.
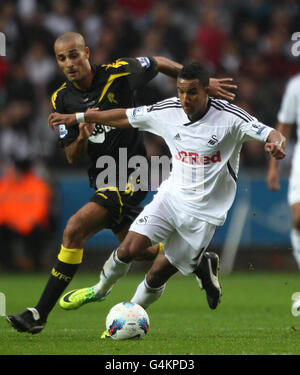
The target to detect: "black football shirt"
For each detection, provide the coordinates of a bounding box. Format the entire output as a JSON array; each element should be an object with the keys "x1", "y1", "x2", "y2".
[{"x1": 51, "y1": 57, "x2": 158, "y2": 188}]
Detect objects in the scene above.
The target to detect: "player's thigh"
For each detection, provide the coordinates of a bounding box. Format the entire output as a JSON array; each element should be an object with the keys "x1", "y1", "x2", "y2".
[
  {"x1": 145, "y1": 251, "x2": 178, "y2": 288},
  {"x1": 291, "y1": 202, "x2": 300, "y2": 229},
  {"x1": 129, "y1": 194, "x2": 175, "y2": 246},
  {"x1": 63, "y1": 201, "x2": 110, "y2": 243}
]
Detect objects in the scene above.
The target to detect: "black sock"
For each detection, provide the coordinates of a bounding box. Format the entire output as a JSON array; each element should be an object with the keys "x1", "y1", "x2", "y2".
[{"x1": 35, "y1": 259, "x2": 79, "y2": 321}]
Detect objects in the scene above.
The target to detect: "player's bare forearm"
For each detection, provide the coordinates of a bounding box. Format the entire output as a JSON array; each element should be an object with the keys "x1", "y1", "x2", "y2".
[
  {"x1": 268, "y1": 123, "x2": 288, "y2": 169},
  {"x1": 85, "y1": 108, "x2": 130, "y2": 128},
  {"x1": 267, "y1": 128, "x2": 286, "y2": 146},
  {"x1": 64, "y1": 136, "x2": 88, "y2": 165},
  {"x1": 264, "y1": 129, "x2": 286, "y2": 160},
  {"x1": 153, "y1": 56, "x2": 183, "y2": 77},
  {"x1": 48, "y1": 108, "x2": 130, "y2": 129},
  {"x1": 266, "y1": 124, "x2": 290, "y2": 190}
]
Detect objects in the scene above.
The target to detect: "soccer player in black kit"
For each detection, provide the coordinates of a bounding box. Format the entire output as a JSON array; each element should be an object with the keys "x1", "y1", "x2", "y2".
[{"x1": 7, "y1": 32, "x2": 237, "y2": 334}]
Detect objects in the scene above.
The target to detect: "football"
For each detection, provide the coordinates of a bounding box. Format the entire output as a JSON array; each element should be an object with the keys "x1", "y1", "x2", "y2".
[{"x1": 105, "y1": 302, "x2": 150, "y2": 340}]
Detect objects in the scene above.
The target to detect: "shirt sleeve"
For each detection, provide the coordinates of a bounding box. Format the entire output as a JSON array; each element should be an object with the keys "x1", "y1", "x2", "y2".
[
  {"x1": 277, "y1": 78, "x2": 297, "y2": 124},
  {"x1": 123, "y1": 57, "x2": 158, "y2": 90},
  {"x1": 126, "y1": 105, "x2": 162, "y2": 137},
  {"x1": 231, "y1": 113, "x2": 273, "y2": 144}
]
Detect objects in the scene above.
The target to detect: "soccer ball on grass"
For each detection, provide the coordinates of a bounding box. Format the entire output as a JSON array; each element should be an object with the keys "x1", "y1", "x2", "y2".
[{"x1": 106, "y1": 302, "x2": 150, "y2": 340}]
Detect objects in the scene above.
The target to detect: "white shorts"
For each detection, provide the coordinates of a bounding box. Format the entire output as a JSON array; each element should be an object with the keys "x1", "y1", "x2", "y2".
[
  {"x1": 129, "y1": 186, "x2": 216, "y2": 275},
  {"x1": 288, "y1": 168, "x2": 300, "y2": 205}
]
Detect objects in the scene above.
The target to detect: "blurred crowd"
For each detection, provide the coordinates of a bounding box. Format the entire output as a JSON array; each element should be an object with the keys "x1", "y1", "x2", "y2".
[
  {"x1": 0, "y1": 0, "x2": 299, "y2": 271},
  {"x1": 0, "y1": 0, "x2": 299, "y2": 172}
]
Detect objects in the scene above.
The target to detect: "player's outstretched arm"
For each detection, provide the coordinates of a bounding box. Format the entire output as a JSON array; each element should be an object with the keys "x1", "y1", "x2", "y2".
[
  {"x1": 48, "y1": 108, "x2": 130, "y2": 130},
  {"x1": 266, "y1": 122, "x2": 292, "y2": 190},
  {"x1": 153, "y1": 56, "x2": 183, "y2": 77},
  {"x1": 264, "y1": 129, "x2": 286, "y2": 160},
  {"x1": 153, "y1": 56, "x2": 237, "y2": 101}
]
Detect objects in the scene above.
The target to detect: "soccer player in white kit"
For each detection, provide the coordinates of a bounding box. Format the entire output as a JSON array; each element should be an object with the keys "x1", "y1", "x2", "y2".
[
  {"x1": 48, "y1": 62, "x2": 286, "y2": 325},
  {"x1": 267, "y1": 73, "x2": 300, "y2": 316}
]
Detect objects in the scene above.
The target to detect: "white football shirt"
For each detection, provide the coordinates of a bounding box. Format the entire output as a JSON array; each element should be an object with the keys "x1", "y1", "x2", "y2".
[
  {"x1": 126, "y1": 97, "x2": 272, "y2": 226},
  {"x1": 277, "y1": 73, "x2": 300, "y2": 171}
]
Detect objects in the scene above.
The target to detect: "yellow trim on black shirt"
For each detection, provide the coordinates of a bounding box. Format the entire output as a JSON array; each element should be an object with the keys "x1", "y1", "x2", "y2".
[
  {"x1": 51, "y1": 82, "x2": 67, "y2": 110},
  {"x1": 98, "y1": 72, "x2": 130, "y2": 104}
]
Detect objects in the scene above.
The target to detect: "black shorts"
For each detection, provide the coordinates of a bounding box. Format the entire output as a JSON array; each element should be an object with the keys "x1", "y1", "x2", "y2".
[{"x1": 90, "y1": 186, "x2": 147, "y2": 233}]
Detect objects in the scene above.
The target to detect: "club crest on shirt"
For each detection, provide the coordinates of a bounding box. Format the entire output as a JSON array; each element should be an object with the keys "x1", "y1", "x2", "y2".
[
  {"x1": 107, "y1": 92, "x2": 118, "y2": 104},
  {"x1": 207, "y1": 135, "x2": 219, "y2": 146},
  {"x1": 137, "y1": 216, "x2": 148, "y2": 224}
]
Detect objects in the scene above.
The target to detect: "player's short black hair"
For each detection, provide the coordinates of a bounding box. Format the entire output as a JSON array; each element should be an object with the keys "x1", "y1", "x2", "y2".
[{"x1": 178, "y1": 62, "x2": 210, "y2": 87}]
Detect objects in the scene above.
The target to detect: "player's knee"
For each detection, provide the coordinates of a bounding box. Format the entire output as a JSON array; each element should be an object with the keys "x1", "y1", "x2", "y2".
[
  {"x1": 116, "y1": 244, "x2": 131, "y2": 262},
  {"x1": 118, "y1": 233, "x2": 150, "y2": 262},
  {"x1": 117, "y1": 241, "x2": 145, "y2": 263}
]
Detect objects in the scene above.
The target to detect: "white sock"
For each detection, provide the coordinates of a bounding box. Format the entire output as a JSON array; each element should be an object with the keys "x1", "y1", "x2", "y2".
[
  {"x1": 93, "y1": 249, "x2": 131, "y2": 297},
  {"x1": 131, "y1": 278, "x2": 166, "y2": 309},
  {"x1": 291, "y1": 229, "x2": 300, "y2": 269}
]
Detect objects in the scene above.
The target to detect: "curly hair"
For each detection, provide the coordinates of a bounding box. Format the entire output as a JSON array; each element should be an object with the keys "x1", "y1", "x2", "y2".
[{"x1": 178, "y1": 62, "x2": 210, "y2": 87}]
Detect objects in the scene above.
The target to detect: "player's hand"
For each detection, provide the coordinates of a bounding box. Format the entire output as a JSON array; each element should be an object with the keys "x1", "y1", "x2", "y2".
[
  {"x1": 78, "y1": 122, "x2": 95, "y2": 139},
  {"x1": 208, "y1": 78, "x2": 237, "y2": 101},
  {"x1": 266, "y1": 166, "x2": 280, "y2": 191},
  {"x1": 48, "y1": 112, "x2": 77, "y2": 130},
  {"x1": 264, "y1": 142, "x2": 286, "y2": 160},
  {"x1": 86, "y1": 107, "x2": 99, "y2": 114}
]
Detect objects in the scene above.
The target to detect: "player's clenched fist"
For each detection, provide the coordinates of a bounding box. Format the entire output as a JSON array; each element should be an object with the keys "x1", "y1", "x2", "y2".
[
  {"x1": 48, "y1": 112, "x2": 76, "y2": 129},
  {"x1": 264, "y1": 141, "x2": 286, "y2": 160}
]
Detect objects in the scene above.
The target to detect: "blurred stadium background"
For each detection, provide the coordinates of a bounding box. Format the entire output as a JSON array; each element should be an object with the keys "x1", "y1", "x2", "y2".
[{"x1": 0, "y1": 0, "x2": 299, "y2": 273}]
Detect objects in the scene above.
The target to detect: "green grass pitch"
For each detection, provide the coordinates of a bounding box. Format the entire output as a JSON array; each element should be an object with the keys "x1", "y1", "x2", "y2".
[{"x1": 1, "y1": 271, "x2": 300, "y2": 355}]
